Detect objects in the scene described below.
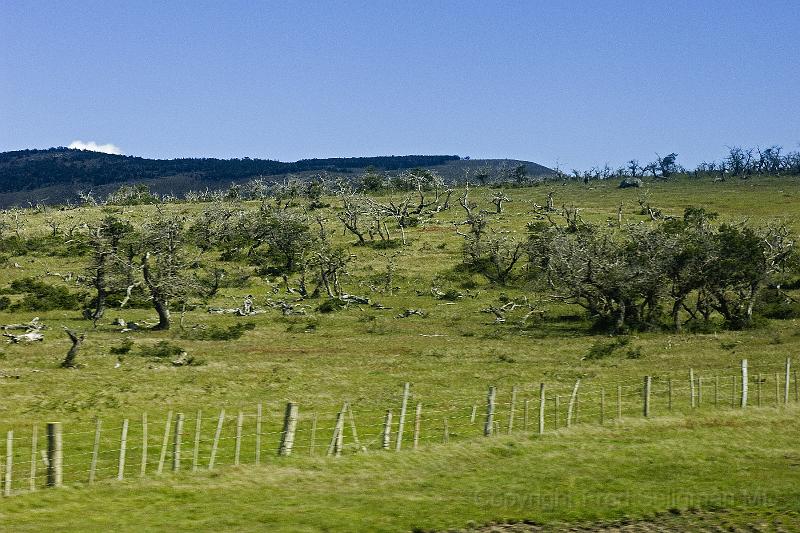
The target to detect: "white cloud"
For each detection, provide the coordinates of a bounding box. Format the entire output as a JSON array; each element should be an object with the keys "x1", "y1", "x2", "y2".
[{"x1": 68, "y1": 140, "x2": 123, "y2": 155}]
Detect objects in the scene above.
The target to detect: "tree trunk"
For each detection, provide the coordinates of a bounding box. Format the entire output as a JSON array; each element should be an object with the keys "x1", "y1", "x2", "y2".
[
  {"x1": 62, "y1": 329, "x2": 84, "y2": 368},
  {"x1": 152, "y1": 299, "x2": 171, "y2": 331}
]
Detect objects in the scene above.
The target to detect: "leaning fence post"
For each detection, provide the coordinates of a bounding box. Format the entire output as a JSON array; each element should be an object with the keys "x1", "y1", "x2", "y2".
[
  {"x1": 347, "y1": 403, "x2": 361, "y2": 450},
  {"x1": 208, "y1": 409, "x2": 225, "y2": 470},
  {"x1": 643, "y1": 376, "x2": 651, "y2": 417},
  {"x1": 484, "y1": 386, "x2": 496, "y2": 437},
  {"x1": 173, "y1": 413, "x2": 184, "y2": 472},
  {"x1": 327, "y1": 405, "x2": 345, "y2": 457},
  {"x1": 381, "y1": 410, "x2": 393, "y2": 450},
  {"x1": 566, "y1": 380, "x2": 580, "y2": 427},
  {"x1": 29, "y1": 425, "x2": 38, "y2": 491},
  {"x1": 741, "y1": 359, "x2": 748, "y2": 408},
  {"x1": 89, "y1": 418, "x2": 101, "y2": 484},
  {"x1": 46, "y1": 422, "x2": 62, "y2": 488},
  {"x1": 234, "y1": 411, "x2": 243, "y2": 466},
  {"x1": 538, "y1": 383, "x2": 545, "y2": 434},
  {"x1": 192, "y1": 410, "x2": 201, "y2": 472},
  {"x1": 278, "y1": 403, "x2": 299, "y2": 457},
  {"x1": 117, "y1": 419, "x2": 129, "y2": 481},
  {"x1": 689, "y1": 368, "x2": 695, "y2": 408},
  {"x1": 395, "y1": 383, "x2": 410, "y2": 451},
  {"x1": 785, "y1": 358, "x2": 791, "y2": 405},
  {"x1": 507, "y1": 386, "x2": 517, "y2": 434},
  {"x1": 157, "y1": 410, "x2": 173, "y2": 474},
  {"x1": 413, "y1": 403, "x2": 422, "y2": 450},
  {"x1": 4, "y1": 430, "x2": 12, "y2": 497}
]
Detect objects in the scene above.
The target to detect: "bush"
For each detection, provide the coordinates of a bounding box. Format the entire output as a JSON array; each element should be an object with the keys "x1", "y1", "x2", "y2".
[
  {"x1": 3, "y1": 278, "x2": 86, "y2": 311},
  {"x1": 110, "y1": 339, "x2": 134, "y2": 355},
  {"x1": 317, "y1": 299, "x2": 347, "y2": 313},
  {"x1": 181, "y1": 322, "x2": 256, "y2": 341},
  {"x1": 585, "y1": 337, "x2": 631, "y2": 360},
  {"x1": 139, "y1": 341, "x2": 185, "y2": 359},
  {"x1": 0, "y1": 296, "x2": 10, "y2": 310}
]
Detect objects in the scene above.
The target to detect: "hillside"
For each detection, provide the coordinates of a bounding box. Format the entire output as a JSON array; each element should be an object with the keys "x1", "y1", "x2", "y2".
[{"x1": 0, "y1": 148, "x2": 553, "y2": 206}]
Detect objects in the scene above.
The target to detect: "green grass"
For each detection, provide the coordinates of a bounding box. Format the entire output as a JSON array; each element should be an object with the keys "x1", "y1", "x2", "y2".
[
  {"x1": 0, "y1": 177, "x2": 799, "y2": 529},
  {"x1": 1, "y1": 407, "x2": 798, "y2": 532}
]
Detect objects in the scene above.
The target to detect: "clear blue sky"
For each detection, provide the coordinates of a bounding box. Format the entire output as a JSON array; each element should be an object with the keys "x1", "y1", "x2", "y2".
[{"x1": 2, "y1": 1, "x2": 798, "y2": 169}]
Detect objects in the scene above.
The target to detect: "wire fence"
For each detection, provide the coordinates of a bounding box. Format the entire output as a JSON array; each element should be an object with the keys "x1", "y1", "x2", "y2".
[{"x1": 0, "y1": 358, "x2": 796, "y2": 497}]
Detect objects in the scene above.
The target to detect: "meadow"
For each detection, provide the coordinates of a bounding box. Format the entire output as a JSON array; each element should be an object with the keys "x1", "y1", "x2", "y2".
[{"x1": 0, "y1": 176, "x2": 799, "y2": 531}]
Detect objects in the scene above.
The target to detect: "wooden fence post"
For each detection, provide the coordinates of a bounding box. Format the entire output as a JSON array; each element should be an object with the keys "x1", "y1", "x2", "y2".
[
  {"x1": 117, "y1": 419, "x2": 128, "y2": 481},
  {"x1": 192, "y1": 410, "x2": 201, "y2": 472},
  {"x1": 157, "y1": 410, "x2": 173, "y2": 474},
  {"x1": 616, "y1": 385, "x2": 622, "y2": 420},
  {"x1": 785, "y1": 358, "x2": 791, "y2": 405},
  {"x1": 470, "y1": 405, "x2": 477, "y2": 424},
  {"x1": 413, "y1": 403, "x2": 422, "y2": 450},
  {"x1": 347, "y1": 403, "x2": 361, "y2": 450},
  {"x1": 538, "y1": 383, "x2": 545, "y2": 435},
  {"x1": 508, "y1": 386, "x2": 517, "y2": 434},
  {"x1": 741, "y1": 359, "x2": 748, "y2": 408},
  {"x1": 208, "y1": 409, "x2": 224, "y2": 470},
  {"x1": 173, "y1": 413, "x2": 184, "y2": 472},
  {"x1": 566, "y1": 380, "x2": 580, "y2": 427},
  {"x1": 381, "y1": 410, "x2": 392, "y2": 450},
  {"x1": 29, "y1": 425, "x2": 37, "y2": 491},
  {"x1": 334, "y1": 409, "x2": 344, "y2": 457},
  {"x1": 689, "y1": 368, "x2": 695, "y2": 408},
  {"x1": 278, "y1": 403, "x2": 299, "y2": 457},
  {"x1": 4, "y1": 430, "x2": 12, "y2": 497},
  {"x1": 255, "y1": 403, "x2": 262, "y2": 465},
  {"x1": 327, "y1": 406, "x2": 345, "y2": 457},
  {"x1": 643, "y1": 376, "x2": 651, "y2": 417},
  {"x1": 234, "y1": 411, "x2": 243, "y2": 465},
  {"x1": 46, "y1": 422, "x2": 62, "y2": 488},
  {"x1": 140, "y1": 412, "x2": 148, "y2": 477},
  {"x1": 484, "y1": 386, "x2": 496, "y2": 437},
  {"x1": 395, "y1": 383, "x2": 410, "y2": 451},
  {"x1": 89, "y1": 418, "x2": 101, "y2": 484}
]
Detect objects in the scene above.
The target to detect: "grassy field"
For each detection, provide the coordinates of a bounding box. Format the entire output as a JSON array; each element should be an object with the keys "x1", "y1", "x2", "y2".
[
  {"x1": 0, "y1": 177, "x2": 799, "y2": 530},
  {"x1": 1, "y1": 407, "x2": 798, "y2": 532}
]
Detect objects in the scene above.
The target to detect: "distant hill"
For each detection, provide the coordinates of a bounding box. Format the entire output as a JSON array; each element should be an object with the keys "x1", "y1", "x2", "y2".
[{"x1": 0, "y1": 148, "x2": 554, "y2": 206}]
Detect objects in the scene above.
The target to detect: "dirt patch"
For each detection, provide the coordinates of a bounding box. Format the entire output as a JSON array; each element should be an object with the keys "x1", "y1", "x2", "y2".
[{"x1": 451, "y1": 508, "x2": 799, "y2": 532}]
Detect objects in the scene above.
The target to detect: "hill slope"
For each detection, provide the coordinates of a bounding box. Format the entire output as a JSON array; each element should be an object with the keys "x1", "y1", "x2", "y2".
[{"x1": 0, "y1": 148, "x2": 553, "y2": 206}]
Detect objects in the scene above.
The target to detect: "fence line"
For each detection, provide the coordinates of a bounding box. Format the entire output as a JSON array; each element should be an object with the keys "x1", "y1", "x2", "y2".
[{"x1": 0, "y1": 358, "x2": 796, "y2": 497}]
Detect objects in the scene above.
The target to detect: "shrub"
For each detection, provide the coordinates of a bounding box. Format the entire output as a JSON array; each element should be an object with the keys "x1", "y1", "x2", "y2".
[
  {"x1": 139, "y1": 341, "x2": 185, "y2": 359},
  {"x1": 181, "y1": 322, "x2": 256, "y2": 341},
  {"x1": 4, "y1": 278, "x2": 86, "y2": 311},
  {"x1": 110, "y1": 339, "x2": 134, "y2": 355},
  {"x1": 585, "y1": 337, "x2": 631, "y2": 360}
]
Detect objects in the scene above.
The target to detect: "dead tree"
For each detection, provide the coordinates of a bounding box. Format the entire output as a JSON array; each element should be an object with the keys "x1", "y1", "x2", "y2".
[
  {"x1": 491, "y1": 190, "x2": 510, "y2": 214},
  {"x1": 61, "y1": 328, "x2": 85, "y2": 368}
]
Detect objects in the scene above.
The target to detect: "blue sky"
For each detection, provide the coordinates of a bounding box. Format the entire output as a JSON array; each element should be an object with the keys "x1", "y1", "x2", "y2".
[{"x1": 1, "y1": 1, "x2": 798, "y2": 169}]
